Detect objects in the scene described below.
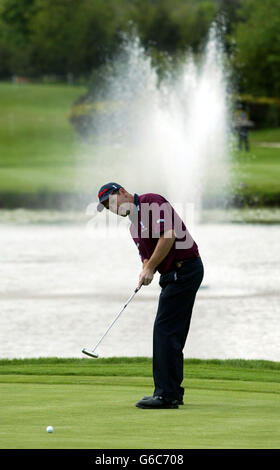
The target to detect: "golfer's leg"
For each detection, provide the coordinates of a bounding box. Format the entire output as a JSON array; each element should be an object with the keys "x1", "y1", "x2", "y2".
[
  {"x1": 153, "y1": 286, "x2": 180, "y2": 401},
  {"x1": 178, "y1": 262, "x2": 204, "y2": 395},
  {"x1": 177, "y1": 290, "x2": 199, "y2": 398},
  {"x1": 153, "y1": 262, "x2": 204, "y2": 401},
  {"x1": 153, "y1": 283, "x2": 195, "y2": 401}
]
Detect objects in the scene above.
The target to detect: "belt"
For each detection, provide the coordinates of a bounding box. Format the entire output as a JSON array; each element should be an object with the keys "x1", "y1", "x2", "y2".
[{"x1": 173, "y1": 256, "x2": 200, "y2": 269}]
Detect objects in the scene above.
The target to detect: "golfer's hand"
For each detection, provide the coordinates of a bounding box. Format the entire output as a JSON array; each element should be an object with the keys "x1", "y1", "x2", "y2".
[{"x1": 138, "y1": 265, "x2": 154, "y2": 288}]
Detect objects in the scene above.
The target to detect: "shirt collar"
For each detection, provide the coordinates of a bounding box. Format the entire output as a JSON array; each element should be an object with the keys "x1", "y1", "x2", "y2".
[{"x1": 134, "y1": 193, "x2": 140, "y2": 208}]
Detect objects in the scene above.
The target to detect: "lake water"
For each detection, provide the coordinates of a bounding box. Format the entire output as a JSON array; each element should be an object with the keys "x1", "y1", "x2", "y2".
[{"x1": 0, "y1": 210, "x2": 279, "y2": 360}]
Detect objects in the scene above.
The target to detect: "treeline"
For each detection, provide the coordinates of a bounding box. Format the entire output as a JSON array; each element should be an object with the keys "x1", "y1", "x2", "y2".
[{"x1": 0, "y1": 0, "x2": 280, "y2": 97}]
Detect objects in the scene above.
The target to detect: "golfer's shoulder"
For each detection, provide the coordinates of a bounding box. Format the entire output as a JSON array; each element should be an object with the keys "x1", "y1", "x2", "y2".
[{"x1": 140, "y1": 193, "x2": 168, "y2": 205}]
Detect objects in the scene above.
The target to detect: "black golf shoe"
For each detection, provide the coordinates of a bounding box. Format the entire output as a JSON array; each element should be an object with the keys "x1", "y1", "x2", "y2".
[
  {"x1": 136, "y1": 396, "x2": 178, "y2": 409},
  {"x1": 141, "y1": 395, "x2": 184, "y2": 405}
]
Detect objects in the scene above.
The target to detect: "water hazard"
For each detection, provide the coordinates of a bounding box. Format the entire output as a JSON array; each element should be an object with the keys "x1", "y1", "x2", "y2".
[{"x1": 0, "y1": 211, "x2": 279, "y2": 360}]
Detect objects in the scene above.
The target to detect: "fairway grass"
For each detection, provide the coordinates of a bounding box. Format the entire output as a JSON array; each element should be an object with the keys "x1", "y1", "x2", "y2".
[
  {"x1": 0, "y1": 82, "x2": 86, "y2": 196},
  {"x1": 0, "y1": 358, "x2": 279, "y2": 449},
  {"x1": 0, "y1": 82, "x2": 280, "y2": 207}
]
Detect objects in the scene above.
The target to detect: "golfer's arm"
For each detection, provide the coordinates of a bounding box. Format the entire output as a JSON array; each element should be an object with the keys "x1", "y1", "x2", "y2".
[{"x1": 146, "y1": 229, "x2": 176, "y2": 271}]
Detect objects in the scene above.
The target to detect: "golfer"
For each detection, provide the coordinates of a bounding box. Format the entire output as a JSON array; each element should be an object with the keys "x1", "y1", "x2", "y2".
[{"x1": 97, "y1": 182, "x2": 204, "y2": 409}]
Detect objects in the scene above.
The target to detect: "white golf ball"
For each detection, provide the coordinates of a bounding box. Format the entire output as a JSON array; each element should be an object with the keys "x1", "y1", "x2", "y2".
[{"x1": 46, "y1": 426, "x2": 54, "y2": 433}]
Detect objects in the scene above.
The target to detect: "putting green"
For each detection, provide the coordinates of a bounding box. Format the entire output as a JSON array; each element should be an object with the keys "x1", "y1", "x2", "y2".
[{"x1": 0, "y1": 358, "x2": 279, "y2": 449}]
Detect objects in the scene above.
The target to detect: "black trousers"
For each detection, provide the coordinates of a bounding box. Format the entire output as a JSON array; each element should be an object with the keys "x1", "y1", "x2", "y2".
[{"x1": 153, "y1": 256, "x2": 204, "y2": 401}]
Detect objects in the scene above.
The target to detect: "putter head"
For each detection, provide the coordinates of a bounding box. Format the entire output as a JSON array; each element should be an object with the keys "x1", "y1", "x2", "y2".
[{"x1": 82, "y1": 348, "x2": 99, "y2": 358}]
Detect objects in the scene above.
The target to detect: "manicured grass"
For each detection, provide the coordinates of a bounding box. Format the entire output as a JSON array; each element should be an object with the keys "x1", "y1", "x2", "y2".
[
  {"x1": 0, "y1": 358, "x2": 279, "y2": 449},
  {"x1": 250, "y1": 128, "x2": 280, "y2": 143},
  {"x1": 0, "y1": 82, "x2": 85, "y2": 167},
  {"x1": 0, "y1": 81, "x2": 279, "y2": 204},
  {"x1": 233, "y1": 146, "x2": 280, "y2": 196},
  {"x1": 227, "y1": 127, "x2": 280, "y2": 205},
  {"x1": 0, "y1": 82, "x2": 86, "y2": 194}
]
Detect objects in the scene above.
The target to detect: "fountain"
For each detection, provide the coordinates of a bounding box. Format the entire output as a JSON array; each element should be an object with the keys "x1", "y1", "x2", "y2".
[{"x1": 79, "y1": 23, "x2": 233, "y2": 226}]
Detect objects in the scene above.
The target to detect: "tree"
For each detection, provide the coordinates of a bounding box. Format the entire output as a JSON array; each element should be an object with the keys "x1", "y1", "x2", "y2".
[
  {"x1": 0, "y1": 0, "x2": 36, "y2": 45},
  {"x1": 129, "y1": 0, "x2": 218, "y2": 54},
  {"x1": 28, "y1": 0, "x2": 119, "y2": 77},
  {"x1": 233, "y1": 0, "x2": 280, "y2": 96},
  {"x1": 0, "y1": 0, "x2": 37, "y2": 76}
]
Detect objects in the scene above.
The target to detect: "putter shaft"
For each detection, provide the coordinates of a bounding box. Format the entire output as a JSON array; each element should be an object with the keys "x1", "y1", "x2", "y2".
[{"x1": 82, "y1": 287, "x2": 139, "y2": 358}]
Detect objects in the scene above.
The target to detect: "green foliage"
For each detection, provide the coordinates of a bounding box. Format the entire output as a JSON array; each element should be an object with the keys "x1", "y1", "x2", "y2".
[
  {"x1": 129, "y1": 0, "x2": 218, "y2": 53},
  {"x1": 0, "y1": 0, "x2": 128, "y2": 78},
  {"x1": 27, "y1": 0, "x2": 124, "y2": 76},
  {"x1": 0, "y1": 0, "x2": 219, "y2": 79},
  {"x1": 0, "y1": 0, "x2": 280, "y2": 101},
  {"x1": 0, "y1": 0, "x2": 36, "y2": 44},
  {"x1": 233, "y1": 0, "x2": 280, "y2": 96},
  {"x1": 237, "y1": 94, "x2": 280, "y2": 128},
  {"x1": 0, "y1": 0, "x2": 36, "y2": 75}
]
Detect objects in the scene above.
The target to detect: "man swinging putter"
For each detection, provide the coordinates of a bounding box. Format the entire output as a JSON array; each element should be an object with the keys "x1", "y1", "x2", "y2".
[{"x1": 97, "y1": 182, "x2": 204, "y2": 409}]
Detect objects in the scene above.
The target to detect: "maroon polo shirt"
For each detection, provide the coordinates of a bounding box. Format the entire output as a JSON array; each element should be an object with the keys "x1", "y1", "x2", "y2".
[{"x1": 129, "y1": 193, "x2": 199, "y2": 274}]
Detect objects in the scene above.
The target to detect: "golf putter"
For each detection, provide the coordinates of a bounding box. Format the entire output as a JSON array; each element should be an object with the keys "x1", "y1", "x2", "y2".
[{"x1": 82, "y1": 286, "x2": 140, "y2": 358}]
